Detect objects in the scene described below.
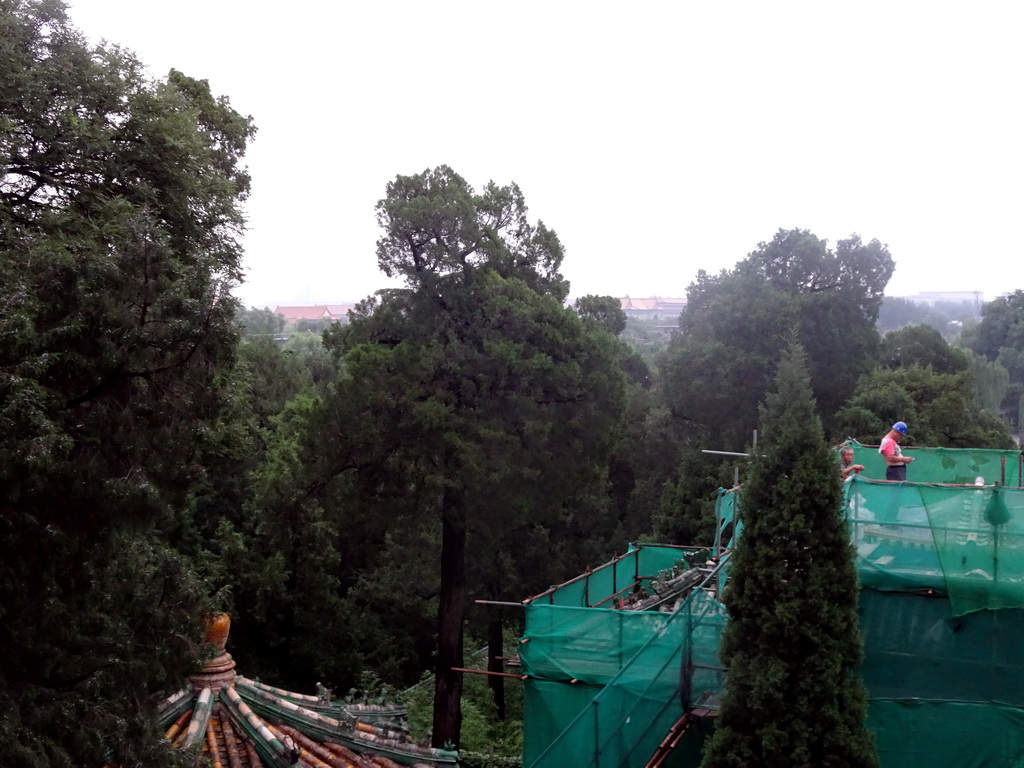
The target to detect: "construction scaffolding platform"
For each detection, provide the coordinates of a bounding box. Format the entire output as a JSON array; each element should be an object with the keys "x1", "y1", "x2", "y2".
[{"x1": 520, "y1": 443, "x2": 1024, "y2": 768}]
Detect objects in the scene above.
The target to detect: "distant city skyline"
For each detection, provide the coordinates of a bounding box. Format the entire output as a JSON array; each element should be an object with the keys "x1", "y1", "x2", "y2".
[{"x1": 253, "y1": 288, "x2": 1004, "y2": 313}]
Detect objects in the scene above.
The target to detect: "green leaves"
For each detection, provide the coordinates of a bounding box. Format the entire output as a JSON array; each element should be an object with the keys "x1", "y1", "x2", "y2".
[
  {"x1": 374, "y1": 165, "x2": 568, "y2": 300},
  {"x1": 702, "y1": 343, "x2": 876, "y2": 768},
  {"x1": 0, "y1": 2, "x2": 254, "y2": 763},
  {"x1": 661, "y1": 228, "x2": 894, "y2": 451},
  {"x1": 965, "y1": 289, "x2": 1024, "y2": 426},
  {"x1": 834, "y1": 364, "x2": 1014, "y2": 448}
]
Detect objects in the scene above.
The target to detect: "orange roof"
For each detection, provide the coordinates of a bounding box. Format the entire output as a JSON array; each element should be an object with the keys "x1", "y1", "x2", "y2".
[
  {"x1": 272, "y1": 305, "x2": 333, "y2": 321},
  {"x1": 152, "y1": 615, "x2": 457, "y2": 767}
]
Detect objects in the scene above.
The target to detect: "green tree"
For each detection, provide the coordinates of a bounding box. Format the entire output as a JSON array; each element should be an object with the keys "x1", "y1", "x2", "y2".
[
  {"x1": 237, "y1": 305, "x2": 285, "y2": 337},
  {"x1": 373, "y1": 165, "x2": 568, "y2": 298},
  {"x1": 877, "y1": 297, "x2": 980, "y2": 340},
  {"x1": 573, "y1": 294, "x2": 627, "y2": 335},
  {"x1": 621, "y1": 315, "x2": 672, "y2": 365},
  {"x1": 965, "y1": 290, "x2": 1024, "y2": 427},
  {"x1": 963, "y1": 349, "x2": 1011, "y2": 416},
  {"x1": 295, "y1": 317, "x2": 334, "y2": 333},
  {"x1": 879, "y1": 324, "x2": 968, "y2": 374},
  {"x1": 0, "y1": 1, "x2": 254, "y2": 763},
  {"x1": 701, "y1": 342, "x2": 875, "y2": 768},
  {"x1": 662, "y1": 229, "x2": 893, "y2": 451},
  {"x1": 322, "y1": 167, "x2": 625, "y2": 747},
  {"x1": 833, "y1": 365, "x2": 1012, "y2": 448},
  {"x1": 970, "y1": 290, "x2": 1024, "y2": 361},
  {"x1": 838, "y1": 321, "x2": 1012, "y2": 447}
]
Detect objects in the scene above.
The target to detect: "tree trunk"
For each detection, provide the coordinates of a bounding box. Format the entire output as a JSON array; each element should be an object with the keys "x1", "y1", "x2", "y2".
[
  {"x1": 487, "y1": 612, "x2": 506, "y2": 720},
  {"x1": 432, "y1": 494, "x2": 466, "y2": 749}
]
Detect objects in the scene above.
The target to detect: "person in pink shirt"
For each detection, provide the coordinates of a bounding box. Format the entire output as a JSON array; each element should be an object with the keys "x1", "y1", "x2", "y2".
[{"x1": 879, "y1": 421, "x2": 914, "y2": 481}]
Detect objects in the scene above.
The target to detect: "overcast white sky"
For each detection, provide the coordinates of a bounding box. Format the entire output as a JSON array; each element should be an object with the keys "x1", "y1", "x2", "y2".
[{"x1": 67, "y1": 1, "x2": 1022, "y2": 308}]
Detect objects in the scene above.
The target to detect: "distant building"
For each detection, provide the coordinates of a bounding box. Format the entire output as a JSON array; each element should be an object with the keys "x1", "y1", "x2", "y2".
[
  {"x1": 273, "y1": 304, "x2": 357, "y2": 326},
  {"x1": 618, "y1": 296, "x2": 687, "y2": 320},
  {"x1": 900, "y1": 291, "x2": 984, "y2": 306}
]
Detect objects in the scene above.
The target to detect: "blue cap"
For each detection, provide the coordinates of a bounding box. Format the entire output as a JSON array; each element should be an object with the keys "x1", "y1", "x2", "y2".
[{"x1": 892, "y1": 421, "x2": 908, "y2": 435}]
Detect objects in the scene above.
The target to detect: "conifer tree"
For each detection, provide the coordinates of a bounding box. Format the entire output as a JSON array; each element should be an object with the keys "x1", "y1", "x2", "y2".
[
  {"x1": 1, "y1": 2, "x2": 253, "y2": 763},
  {"x1": 701, "y1": 341, "x2": 876, "y2": 768}
]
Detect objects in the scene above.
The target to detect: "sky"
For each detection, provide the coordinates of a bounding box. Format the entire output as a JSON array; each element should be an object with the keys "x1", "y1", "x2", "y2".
[{"x1": 66, "y1": 1, "x2": 1023, "y2": 309}]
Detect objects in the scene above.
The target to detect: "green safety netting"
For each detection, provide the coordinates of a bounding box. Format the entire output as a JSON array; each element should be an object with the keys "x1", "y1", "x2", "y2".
[
  {"x1": 527, "y1": 544, "x2": 704, "y2": 610},
  {"x1": 840, "y1": 440, "x2": 1023, "y2": 486},
  {"x1": 522, "y1": 589, "x2": 726, "y2": 768},
  {"x1": 522, "y1": 447, "x2": 1024, "y2": 768},
  {"x1": 521, "y1": 519, "x2": 735, "y2": 768},
  {"x1": 848, "y1": 476, "x2": 1024, "y2": 615},
  {"x1": 868, "y1": 700, "x2": 1024, "y2": 768}
]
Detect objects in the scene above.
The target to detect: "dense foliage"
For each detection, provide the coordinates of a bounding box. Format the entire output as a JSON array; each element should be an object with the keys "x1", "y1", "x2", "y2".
[
  {"x1": 701, "y1": 344, "x2": 876, "y2": 768},
  {"x1": 830, "y1": 323, "x2": 1012, "y2": 448},
  {"x1": 2, "y1": 4, "x2": 1020, "y2": 764},
  {"x1": 962, "y1": 289, "x2": 1024, "y2": 427},
  {"x1": 661, "y1": 229, "x2": 894, "y2": 452},
  {"x1": 0, "y1": 0, "x2": 254, "y2": 764},
  {"x1": 323, "y1": 166, "x2": 627, "y2": 746}
]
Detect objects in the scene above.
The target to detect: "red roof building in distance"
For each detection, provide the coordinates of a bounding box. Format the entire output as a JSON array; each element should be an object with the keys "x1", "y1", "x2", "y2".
[
  {"x1": 618, "y1": 297, "x2": 686, "y2": 319},
  {"x1": 272, "y1": 304, "x2": 357, "y2": 325}
]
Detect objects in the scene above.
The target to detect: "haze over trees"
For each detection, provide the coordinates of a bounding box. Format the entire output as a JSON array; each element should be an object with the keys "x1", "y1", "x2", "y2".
[
  {"x1": 877, "y1": 296, "x2": 982, "y2": 340},
  {"x1": 962, "y1": 289, "x2": 1024, "y2": 428},
  {"x1": 1, "y1": 3, "x2": 1021, "y2": 765}
]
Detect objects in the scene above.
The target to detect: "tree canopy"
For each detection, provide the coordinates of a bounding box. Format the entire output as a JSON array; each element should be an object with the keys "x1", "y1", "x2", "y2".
[
  {"x1": 661, "y1": 229, "x2": 894, "y2": 450},
  {"x1": 374, "y1": 164, "x2": 568, "y2": 299},
  {"x1": 317, "y1": 167, "x2": 627, "y2": 747},
  {"x1": 701, "y1": 342, "x2": 875, "y2": 768},
  {"x1": 964, "y1": 289, "x2": 1024, "y2": 427},
  {"x1": 833, "y1": 322, "x2": 1013, "y2": 448},
  {"x1": 0, "y1": 1, "x2": 255, "y2": 763}
]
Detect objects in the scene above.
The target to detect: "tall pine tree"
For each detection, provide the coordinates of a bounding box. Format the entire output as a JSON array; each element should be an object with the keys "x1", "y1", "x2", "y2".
[{"x1": 701, "y1": 341, "x2": 875, "y2": 768}]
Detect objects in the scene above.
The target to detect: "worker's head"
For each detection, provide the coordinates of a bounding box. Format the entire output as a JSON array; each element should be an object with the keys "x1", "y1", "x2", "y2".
[
  {"x1": 892, "y1": 421, "x2": 908, "y2": 436},
  {"x1": 840, "y1": 447, "x2": 854, "y2": 463}
]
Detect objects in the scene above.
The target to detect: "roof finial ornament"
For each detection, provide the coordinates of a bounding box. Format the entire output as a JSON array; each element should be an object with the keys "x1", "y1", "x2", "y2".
[{"x1": 189, "y1": 613, "x2": 237, "y2": 691}]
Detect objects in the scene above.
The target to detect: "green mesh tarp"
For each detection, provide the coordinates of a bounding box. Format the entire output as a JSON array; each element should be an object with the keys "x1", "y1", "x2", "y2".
[
  {"x1": 859, "y1": 589, "x2": 1024, "y2": 707},
  {"x1": 522, "y1": 604, "x2": 677, "y2": 687},
  {"x1": 528, "y1": 543, "x2": 702, "y2": 609},
  {"x1": 523, "y1": 589, "x2": 726, "y2": 768},
  {"x1": 523, "y1": 448, "x2": 1024, "y2": 768},
  {"x1": 847, "y1": 477, "x2": 1024, "y2": 615},
  {"x1": 868, "y1": 700, "x2": 1024, "y2": 768},
  {"x1": 840, "y1": 440, "x2": 1023, "y2": 486},
  {"x1": 523, "y1": 679, "x2": 602, "y2": 764}
]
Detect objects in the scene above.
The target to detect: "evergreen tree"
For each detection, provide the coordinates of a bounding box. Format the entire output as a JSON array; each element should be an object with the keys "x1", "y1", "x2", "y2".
[
  {"x1": 701, "y1": 342, "x2": 876, "y2": 768},
  {"x1": 310, "y1": 167, "x2": 626, "y2": 748},
  {"x1": 0, "y1": 2, "x2": 254, "y2": 763}
]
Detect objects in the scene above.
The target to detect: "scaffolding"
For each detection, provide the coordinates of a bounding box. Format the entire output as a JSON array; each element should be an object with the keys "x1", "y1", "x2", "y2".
[{"x1": 520, "y1": 443, "x2": 1024, "y2": 768}]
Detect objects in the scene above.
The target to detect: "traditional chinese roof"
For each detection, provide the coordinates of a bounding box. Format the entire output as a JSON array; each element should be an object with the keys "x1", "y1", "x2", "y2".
[
  {"x1": 272, "y1": 305, "x2": 334, "y2": 322},
  {"x1": 618, "y1": 296, "x2": 686, "y2": 313},
  {"x1": 141, "y1": 615, "x2": 457, "y2": 768}
]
